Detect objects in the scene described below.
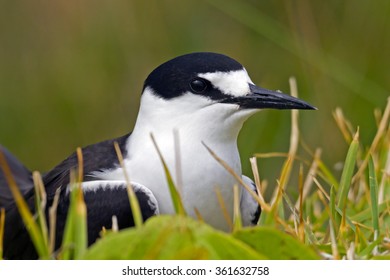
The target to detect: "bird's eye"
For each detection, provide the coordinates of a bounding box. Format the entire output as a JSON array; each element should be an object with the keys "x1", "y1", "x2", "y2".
[{"x1": 190, "y1": 78, "x2": 208, "y2": 93}]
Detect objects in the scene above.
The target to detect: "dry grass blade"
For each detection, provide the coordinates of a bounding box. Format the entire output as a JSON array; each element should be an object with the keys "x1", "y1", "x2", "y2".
[
  {"x1": 193, "y1": 207, "x2": 204, "y2": 222},
  {"x1": 294, "y1": 148, "x2": 321, "y2": 210},
  {"x1": 346, "y1": 242, "x2": 356, "y2": 260},
  {"x1": 249, "y1": 157, "x2": 267, "y2": 207},
  {"x1": 314, "y1": 176, "x2": 356, "y2": 232},
  {"x1": 254, "y1": 152, "x2": 290, "y2": 158},
  {"x1": 353, "y1": 97, "x2": 390, "y2": 182},
  {"x1": 271, "y1": 156, "x2": 293, "y2": 209},
  {"x1": 76, "y1": 148, "x2": 84, "y2": 183},
  {"x1": 203, "y1": 142, "x2": 296, "y2": 234},
  {"x1": 32, "y1": 171, "x2": 49, "y2": 251},
  {"x1": 339, "y1": 202, "x2": 348, "y2": 239},
  {"x1": 214, "y1": 187, "x2": 233, "y2": 231},
  {"x1": 0, "y1": 208, "x2": 4, "y2": 259},
  {"x1": 368, "y1": 155, "x2": 380, "y2": 236},
  {"x1": 268, "y1": 78, "x2": 300, "y2": 219},
  {"x1": 288, "y1": 77, "x2": 300, "y2": 155},
  {"x1": 111, "y1": 215, "x2": 119, "y2": 233},
  {"x1": 73, "y1": 148, "x2": 87, "y2": 258},
  {"x1": 354, "y1": 224, "x2": 368, "y2": 251},
  {"x1": 280, "y1": 77, "x2": 300, "y2": 187},
  {"x1": 233, "y1": 184, "x2": 242, "y2": 232},
  {"x1": 281, "y1": 190, "x2": 298, "y2": 232},
  {"x1": 298, "y1": 164, "x2": 304, "y2": 241},
  {"x1": 33, "y1": 171, "x2": 47, "y2": 211},
  {"x1": 114, "y1": 142, "x2": 143, "y2": 227},
  {"x1": 74, "y1": 181, "x2": 87, "y2": 259},
  {"x1": 378, "y1": 144, "x2": 390, "y2": 203},
  {"x1": 173, "y1": 129, "x2": 183, "y2": 196},
  {"x1": 329, "y1": 219, "x2": 339, "y2": 260},
  {"x1": 49, "y1": 187, "x2": 61, "y2": 254},
  {"x1": 75, "y1": 148, "x2": 87, "y2": 259},
  {"x1": 333, "y1": 108, "x2": 353, "y2": 143},
  {"x1": 313, "y1": 177, "x2": 330, "y2": 200},
  {"x1": 202, "y1": 142, "x2": 270, "y2": 212}
]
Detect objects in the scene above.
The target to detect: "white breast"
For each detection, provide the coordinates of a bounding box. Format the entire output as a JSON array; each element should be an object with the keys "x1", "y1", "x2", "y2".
[{"x1": 96, "y1": 88, "x2": 256, "y2": 231}]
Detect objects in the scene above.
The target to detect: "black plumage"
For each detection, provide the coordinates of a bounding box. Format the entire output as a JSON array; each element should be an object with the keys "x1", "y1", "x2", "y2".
[{"x1": 1, "y1": 134, "x2": 158, "y2": 259}]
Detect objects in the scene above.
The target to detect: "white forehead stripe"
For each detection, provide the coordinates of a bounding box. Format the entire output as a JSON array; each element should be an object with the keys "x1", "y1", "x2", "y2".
[{"x1": 198, "y1": 69, "x2": 253, "y2": 97}]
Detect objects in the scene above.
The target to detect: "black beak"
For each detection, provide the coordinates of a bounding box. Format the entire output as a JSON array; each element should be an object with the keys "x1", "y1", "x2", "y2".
[{"x1": 221, "y1": 83, "x2": 316, "y2": 110}]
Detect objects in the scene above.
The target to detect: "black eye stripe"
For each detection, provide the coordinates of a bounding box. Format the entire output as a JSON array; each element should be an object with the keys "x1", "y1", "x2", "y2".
[{"x1": 189, "y1": 78, "x2": 208, "y2": 93}]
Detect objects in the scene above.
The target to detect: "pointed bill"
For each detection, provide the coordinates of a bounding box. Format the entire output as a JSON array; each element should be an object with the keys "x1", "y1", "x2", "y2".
[{"x1": 221, "y1": 83, "x2": 316, "y2": 110}]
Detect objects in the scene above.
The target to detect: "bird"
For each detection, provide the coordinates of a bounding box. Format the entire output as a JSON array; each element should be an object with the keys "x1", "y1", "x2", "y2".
[{"x1": 0, "y1": 52, "x2": 316, "y2": 259}]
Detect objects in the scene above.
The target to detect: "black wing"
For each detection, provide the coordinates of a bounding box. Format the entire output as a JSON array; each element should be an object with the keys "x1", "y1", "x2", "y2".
[
  {"x1": 0, "y1": 145, "x2": 33, "y2": 208},
  {"x1": 53, "y1": 181, "x2": 158, "y2": 254},
  {"x1": 240, "y1": 175, "x2": 261, "y2": 226},
  {"x1": 2, "y1": 133, "x2": 160, "y2": 259},
  {"x1": 42, "y1": 133, "x2": 131, "y2": 197},
  {"x1": 4, "y1": 180, "x2": 158, "y2": 259}
]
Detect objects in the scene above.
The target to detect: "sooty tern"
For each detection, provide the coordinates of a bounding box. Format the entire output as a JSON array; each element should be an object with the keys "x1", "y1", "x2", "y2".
[{"x1": 0, "y1": 52, "x2": 316, "y2": 259}]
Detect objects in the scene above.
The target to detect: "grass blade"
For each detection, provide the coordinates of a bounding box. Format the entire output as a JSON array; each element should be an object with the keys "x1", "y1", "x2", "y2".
[
  {"x1": 271, "y1": 157, "x2": 293, "y2": 219},
  {"x1": 114, "y1": 142, "x2": 143, "y2": 228},
  {"x1": 337, "y1": 130, "x2": 359, "y2": 209},
  {"x1": 214, "y1": 187, "x2": 233, "y2": 231},
  {"x1": 351, "y1": 200, "x2": 390, "y2": 223},
  {"x1": 60, "y1": 179, "x2": 76, "y2": 259},
  {"x1": 316, "y1": 159, "x2": 340, "y2": 190},
  {"x1": 358, "y1": 237, "x2": 382, "y2": 258},
  {"x1": 378, "y1": 143, "x2": 390, "y2": 203},
  {"x1": 329, "y1": 219, "x2": 340, "y2": 260},
  {"x1": 330, "y1": 185, "x2": 336, "y2": 226},
  {"x1": 249, "y1": 157, "x2": 264, "y2": 204},
  {"x1": 60, "y1": 148, "x2": 87, "y2": 260},
  {"x1": 150, "y1": 134, "x2": 186, "y2": 215},
  {"x1": 203, "y1": 142, "x2": 299, "y2": 234},
  {"x1": 173, "y1": 129, "x2": 183, "y2": 196},
  {"x1": 202, "y1": 142, "x2": 269, "y2": 212},
  {"x1": 294, "y1": 148, "x2": 321, "y2": 211},
  {"x1": 32, "y1": 171, "x2": 49, "y2": 252},
  {"x1": 354, "y1": 224, "x2": 368, "y2": 254},
  {"x1": 313, "y1": 177, "x2": 356, "y2": 232},
  {"x1": 353, "y1": 97, "x2": 390, "y2": 182},
  {"x1": 333, "y1": 108, "x2": 354, "y2": 143},
  {"x1": 232, "y1": 184, "x2": 242, "y2": 232},
  {"x1": 49, "y1": 188, "x2": 61, "y2": 253},
  {"x1": 368, "y1": 155, "x2": 380, "y2": 236},
  {"x1": 0, "y1": 208, "x2": 4, "y2": 259},
  {"x1": 73, "y1": 184, "x2": 87, "y2": 259},
  {"x1": 60, "y1": 180, "x2": 88, "y2": 260},
  {"x1": 298, "y1": 164, "x2": 304, "y2": 241}
]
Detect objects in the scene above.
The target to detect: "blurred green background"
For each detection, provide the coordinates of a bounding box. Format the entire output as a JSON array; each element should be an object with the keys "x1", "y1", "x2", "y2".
[{"x1": 0, "y1": 0, "x2": 389, "y2": 184}]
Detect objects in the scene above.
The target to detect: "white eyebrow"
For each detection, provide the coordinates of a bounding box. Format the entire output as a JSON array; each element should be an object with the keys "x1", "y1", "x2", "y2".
[{"x1": 198, "y1": 69, "x2": 253, "y2": 97}]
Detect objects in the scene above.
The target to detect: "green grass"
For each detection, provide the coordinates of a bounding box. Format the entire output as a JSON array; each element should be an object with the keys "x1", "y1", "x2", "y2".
[{"x1": 1, "y1": 83, "x2": 389, "y2": 260}]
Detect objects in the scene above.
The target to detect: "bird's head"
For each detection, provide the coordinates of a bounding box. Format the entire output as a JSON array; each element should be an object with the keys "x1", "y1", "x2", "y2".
[{"x1": 137, "y1": 52, "x2": 315, "y2": 138}]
